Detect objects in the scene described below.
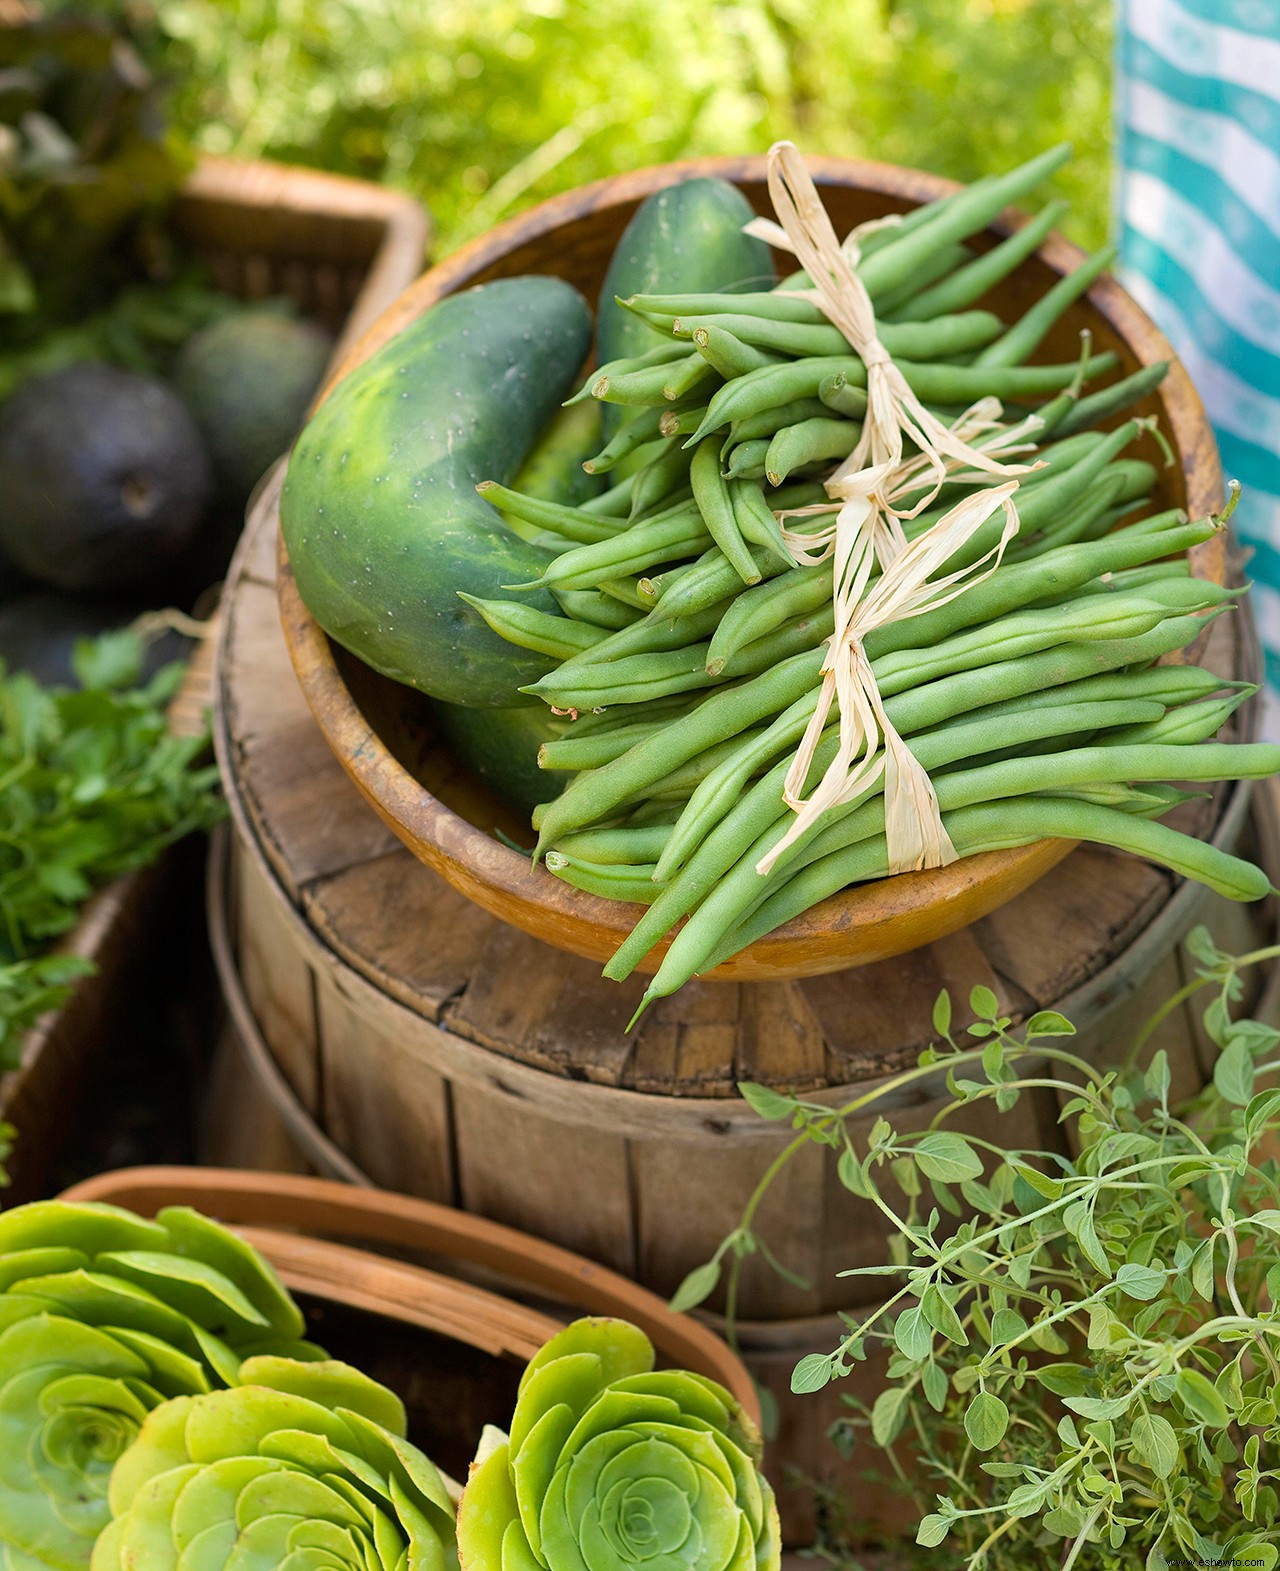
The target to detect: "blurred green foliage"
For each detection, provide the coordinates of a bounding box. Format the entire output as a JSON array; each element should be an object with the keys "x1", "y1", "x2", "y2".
[{"x1": 153, "y1": 0, "x2": 1112, "y2": 255}]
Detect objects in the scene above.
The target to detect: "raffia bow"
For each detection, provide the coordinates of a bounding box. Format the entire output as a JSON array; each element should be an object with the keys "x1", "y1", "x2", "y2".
[{"x1": 749, "y1": 143, "x2": 1039, "y2": 877}]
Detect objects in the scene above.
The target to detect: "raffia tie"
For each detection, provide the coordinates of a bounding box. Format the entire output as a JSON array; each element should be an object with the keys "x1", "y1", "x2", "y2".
[{"x1": 749, "y1": 143, "x2": 1038, "y2": 878}]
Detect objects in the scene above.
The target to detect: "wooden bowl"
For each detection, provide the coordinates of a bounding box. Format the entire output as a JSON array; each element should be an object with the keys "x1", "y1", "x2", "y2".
[
  {"x1": 59, "y1": 1166, "x2": 760, "y2": 1428},
  {"x1": 274, "y1": 155, "x2": 1224, "y2": 982}
]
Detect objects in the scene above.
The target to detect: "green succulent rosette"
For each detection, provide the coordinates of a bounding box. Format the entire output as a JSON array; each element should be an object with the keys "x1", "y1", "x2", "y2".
[
  {"x1": 92, "y1": 1357, "x2": 458, "y2": 1571},
  {"x1": 457, "y1": 1318, "x2": 779, "y2": 1571},
  {"x1": 0, "y1": 1200, "x2": 320, "y2": 1569}
]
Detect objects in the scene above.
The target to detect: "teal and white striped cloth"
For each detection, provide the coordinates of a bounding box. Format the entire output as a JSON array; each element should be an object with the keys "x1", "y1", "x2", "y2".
[{"x1": 1115, "y1": 0, "x2": 1280, "y2": 734}]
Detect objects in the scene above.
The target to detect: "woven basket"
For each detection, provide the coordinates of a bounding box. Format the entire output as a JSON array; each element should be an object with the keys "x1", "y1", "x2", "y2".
[{"x1": 0, "y1": 159, "x2": 428, "y2": 1200}]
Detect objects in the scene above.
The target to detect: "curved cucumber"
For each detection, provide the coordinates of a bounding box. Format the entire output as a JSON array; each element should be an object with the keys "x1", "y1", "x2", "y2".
[
  {"x1": 597, "y1": 178, "x2": 776, "y2": 425},
  {"x1": 281, "y1": 276, "x2": 593, "y2": 707},
  {"x1": 428, "y1": 700, "x2": 567, "y2": 818}
]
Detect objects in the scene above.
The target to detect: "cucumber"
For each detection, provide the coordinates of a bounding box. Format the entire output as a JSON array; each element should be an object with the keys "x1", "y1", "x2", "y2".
[
  {"x1": 512, "y1": 401, "x2": 603, "y2": 509},
  {"x1": 597, "y1": 178, "x2": 777, "y2": 374},
  {"x1": 280, "y1": 276, "x2": 592, "y2": 708},
  {"x1": 428, "y1": 699, "x2": 568, "y2": 819}
]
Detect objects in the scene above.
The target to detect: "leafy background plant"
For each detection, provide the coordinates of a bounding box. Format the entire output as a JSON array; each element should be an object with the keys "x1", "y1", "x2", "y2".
[
  {"x1": 675, "y1": 931, "x2": 1280, "y2": 1569},
  {"x1": 134, "y1": 0, "x2": 1112, "y2": 255}
]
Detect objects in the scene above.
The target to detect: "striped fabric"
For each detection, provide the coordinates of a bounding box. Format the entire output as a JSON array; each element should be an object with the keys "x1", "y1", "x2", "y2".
[{"x1": 1115, "y1": 0, "x2": 1280, "y2": 734}]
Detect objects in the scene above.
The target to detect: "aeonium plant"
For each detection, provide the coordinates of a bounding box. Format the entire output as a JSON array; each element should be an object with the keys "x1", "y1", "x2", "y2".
[
  {"x1": 0, "y1": 1201, "x2": 320, "y2": 1569},
  {"x1": 92, "y1": 1355, "x2": 457, "y2": 1571},
  {"x1": 673, "y1": 927, "x2": 1280, "y2": 1570},
  {"x1": 458, "y1": 1317, "x2": 781, "y2": 1571}
]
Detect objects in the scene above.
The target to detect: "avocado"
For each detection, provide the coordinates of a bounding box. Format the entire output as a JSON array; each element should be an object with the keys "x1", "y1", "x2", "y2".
[
  {"x1": 0, "y1": 363, "x2": 212, "y2": 594},
  {"x1": 174, "y1": 309, "x2": 332, "y2": 504}
]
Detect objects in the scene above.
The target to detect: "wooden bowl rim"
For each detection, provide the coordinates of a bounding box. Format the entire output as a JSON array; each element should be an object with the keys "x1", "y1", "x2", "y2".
[
  {"x1": 275, "y1": 153, "x2": 1224, "y2": 979},
  {"x1": 59, "y1": 1165, "x2": 760, "y2": 1419}
]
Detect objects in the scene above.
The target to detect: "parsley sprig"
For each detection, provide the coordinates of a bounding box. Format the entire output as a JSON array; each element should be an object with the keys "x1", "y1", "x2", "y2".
[{"x1": 0, "y1": 630, "x2": 224, "y2": 1069}]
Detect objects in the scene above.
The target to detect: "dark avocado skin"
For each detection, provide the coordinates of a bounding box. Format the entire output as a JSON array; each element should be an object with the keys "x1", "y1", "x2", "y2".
[
  {"x1": 596, "y1": 177, "x2": 777, "y2": 369},
  {"x1": 280, "y1": 276, "x2": 593, "y2": 708}
]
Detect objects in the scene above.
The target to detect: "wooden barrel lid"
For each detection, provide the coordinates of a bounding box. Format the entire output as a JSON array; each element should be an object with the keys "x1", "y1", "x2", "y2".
[{"x1": 217, "y1": 493, "x2": 1260, "y2": 1098}]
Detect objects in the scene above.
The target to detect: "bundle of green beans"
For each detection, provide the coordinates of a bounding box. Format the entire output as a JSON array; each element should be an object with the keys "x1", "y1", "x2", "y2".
[{"x1": 465, "y1": 146, "x2": 1277, "y2": 1017}]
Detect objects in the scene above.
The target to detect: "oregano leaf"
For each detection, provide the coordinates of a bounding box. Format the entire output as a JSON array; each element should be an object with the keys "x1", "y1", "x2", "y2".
[
  {"x1": 932, "y1": 990, "x2": 951, "y2": 1037},
  {"x1": 1025, "y1": 1009, "x2": 1076, "y2": 1038},
  {"x1": 914, "y1": 1133, "x2": 983, "y2": 1184},
  {"x1": 916, "y1": 1515, "x2": 950, "y2": 1548},
  {"x1": 922, "y1": 1284, "x2": 968, "y2": 1346},
  {"x1": 1214, "y1": 1039, "x2": 1255, "y2": 1106},
  {"x1": 894, "y1": 1305, "x2": 932, "y2": 1362},
  {"x1": 870, "y1": 1386, "x2": 909, "y2": 1446},
  {"x1": 737, "y1": 1082, "x2": 798, "y2": 1121},
  {"x1": 964, "y1": 1391, "x2": 1009, "y2": 1451},
  {"x1": 1131, "y1": 1412, "x2": 1179, "y2": 1477},
  {"x1": 790, "y1": 1353, "x2": 834, "y2": 1394},
  {"x1": 668, "y1": 1259, "x2": 720, "y2": 1313}
]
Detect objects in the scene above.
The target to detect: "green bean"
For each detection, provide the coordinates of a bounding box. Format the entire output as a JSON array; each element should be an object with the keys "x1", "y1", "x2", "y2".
[
  {"x1": 689, "y1": 351, "x2": 1118, "y2": 443},
  {"x1": 662, "y1": 352, "x2": 718, "y2": 402},
  {"x1": 691, "y1": 437, "x2": 762, "y2": 585},
  {"x1": 652, "y1": 693, "x2": 826, "y2": 882},
  {"x1": 888, "y1": 201, "x2": 1067, "y2": 321},
  {"x1": 527, "y1": 600, "x2": 836, "y2": 709},
  {"x1": 856, "y1": 144, "x2": 1071, "y2": 301},
  {"x1": 532, "y1": 649, "x2": 825, "y2": 858},
  {"x1": 645, "y1": 545, "x2": 781, "y2": 616},
  {"x1": 539, "y1": 721, "x2": 674, "y2": 772},
  {"x1": 552, "y1": 588, "x2": 643, "y2": 629},
  {"x1": 584, "y1": 406, "x2": 667, "y2": 473},
  {"x1": 477, "y1": 480, "x2": 626, "y2": 545},
  {"x1": 558, "y1": 593, "x2": 733, "y2": 670},
  {"x1": 692, "y1": 326, "x2": 783, "y2": 379},
  {"x1": 554, "y1": 826, "x2": 674, "y2": 865},
  {"x1": 545, "y1": 852, "x2": 660, "y2": 904},
  {"x1": 707, "y1": 564, "x2": 830, "y2": 675},
  {"x1": 510, "y1": 505, "x2": 708, "y2": 592},
  {"x1": 818, "y1": 372, "x2": 867, "y2": 420},
  {"x1": 765, "y1": 417, "x2": 861, "y2": 484},
  {"x1": 592, "y1": 361, "x2": 689, "y2": 407},
  {"x1": 630, "y1": 443, "x2": 694, "y2": 518},
  {"x1": 626, "y1": 290, "x2": 828, "y2": 325},
  {"x1": 947, "y1": 418, "x2": 1147, "y2": 569},
  {"x1": 1054, "y1": 362, "x2": 1170, "y2": 438},
  {"x1": 1047, "y1": 561, "x2": 1188, "y2": 601},
  {"x1": 676, "y1": 308, "x2": 1003, "y2": 362},
  {"x1": 610, "y1": 691, "x2": 1167, "y2": 983},
  {"x1": 730, "y1": 479, "x2": 794, "y2": 569},
  {"x1": 457, "y1": 594, "x2": 609, "y2": 660},
  {"x1": 600, "y1": 619, "x2": 1215, "y2": 981},
  {"x1": 867, "y1": 593, "x2": 1178, "y2": 702},
  {"x1": 598, "y1": 577, "x2": 652, "y2": 610},
  {"x1": 659, "y1": 404, "x2": 710, "y2": 438},
  {"x1": 723, "y1": 438, "x2": 771, "y2": 480},
  {"x1": 976, "y1": 246, "x2": 1118, "y2": 369},
  {"x1": 707, "y1": 796, "x2": 1271, "y2": 978},
  {"x1": 1104, "y1": 691, "x2": 1252, "y2": 747},
  {"x1": 693, "y1": 735, "x2": 1277, "y2": 985},
  {"x1": 870, "y1": 242, "x2": 974, "y2": 319},
  {"x1": 728, "y1": 397, "x2": 846, "y2": 444},
  {"x1": 641, "y1": 726, "x2": 772, "y2": 799}
]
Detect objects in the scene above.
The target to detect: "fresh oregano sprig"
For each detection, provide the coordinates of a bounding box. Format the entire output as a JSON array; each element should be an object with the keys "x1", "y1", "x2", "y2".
[{"x1": 674, "y1": 931, "x2": 1280, "y2": 1569}]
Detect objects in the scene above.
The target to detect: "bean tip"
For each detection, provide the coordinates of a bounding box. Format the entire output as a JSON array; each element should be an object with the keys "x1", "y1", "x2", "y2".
[{"x1": 705, "y1": 658, "x2": 726, "y2": 678}]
